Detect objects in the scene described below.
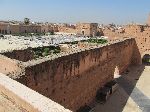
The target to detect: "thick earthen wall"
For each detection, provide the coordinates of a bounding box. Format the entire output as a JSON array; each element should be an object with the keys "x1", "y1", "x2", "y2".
[{"x1": 16, "y1": 38, "x2": 137, "y2": 111}]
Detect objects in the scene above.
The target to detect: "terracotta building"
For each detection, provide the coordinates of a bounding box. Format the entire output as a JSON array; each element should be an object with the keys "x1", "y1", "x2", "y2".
[
  {"x1": 0, "y1": 21, "x2": 12, "y2": 34},
  {"x1": 57, "y1": 23, "x2": 76, "y2": 34},
  {"x1": 76, "y1": 23, "x2": 98, "y2": 37},
  {"x1": 19, "y1": 24, "x2": 41, "y2": 33},
  {"x1": 0, "y1": 21, "x2": 100, "y2": 37},
  {"x1": 0, "y1": 21, "x2": 57, "y2": 34}
]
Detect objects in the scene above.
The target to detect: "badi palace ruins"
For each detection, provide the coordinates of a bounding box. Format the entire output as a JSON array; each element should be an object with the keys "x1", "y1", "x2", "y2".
[{"x1": 0, "y1": 15, "x2": 150, "y2": 112}]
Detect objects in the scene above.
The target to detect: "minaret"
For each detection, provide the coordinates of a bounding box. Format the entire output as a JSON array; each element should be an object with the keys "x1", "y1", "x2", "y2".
[{"x1": 147, "y1": 13, "x2": 150, "y2": 26}]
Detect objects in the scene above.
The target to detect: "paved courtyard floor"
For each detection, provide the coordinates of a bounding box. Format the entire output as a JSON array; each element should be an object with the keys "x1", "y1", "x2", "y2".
[{"x1": 91, "y1": 64, "x2": 150, "y2": 112}]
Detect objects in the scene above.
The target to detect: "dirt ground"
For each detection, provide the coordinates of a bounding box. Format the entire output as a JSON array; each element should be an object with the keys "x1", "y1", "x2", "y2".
[{"x1": 91, "y1": 64, "x2": 150, "y2": 112}]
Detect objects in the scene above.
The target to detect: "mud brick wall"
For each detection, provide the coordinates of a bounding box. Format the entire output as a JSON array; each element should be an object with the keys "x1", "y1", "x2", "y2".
[
  {"x1": 103, "y1": 25, "x2": 150, "y2": 58},
  {"x1": 1, "y1": 48, "x2": 34, "y2": 62},
  {"x1": 14, "y1": 38, "x2": 137, "y2": 111},
  {"x1": 0, "y1": 55, "x2": 24, "y2": 78}
]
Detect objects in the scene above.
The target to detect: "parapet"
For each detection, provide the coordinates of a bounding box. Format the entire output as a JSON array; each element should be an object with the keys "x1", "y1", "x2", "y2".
[{"x1": 0, "y1": 73, "x2": 72, "y2": 112}]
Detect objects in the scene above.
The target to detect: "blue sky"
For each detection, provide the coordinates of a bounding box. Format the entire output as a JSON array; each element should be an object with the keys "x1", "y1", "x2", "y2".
[{"x1": 0, "y1": 0, "x2": 150, "y2": 24}]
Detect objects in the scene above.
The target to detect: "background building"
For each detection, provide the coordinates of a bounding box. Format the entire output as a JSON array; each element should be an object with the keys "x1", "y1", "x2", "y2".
[{"x1": 76, "y1": 23, "x2": 98, "y2": 37}]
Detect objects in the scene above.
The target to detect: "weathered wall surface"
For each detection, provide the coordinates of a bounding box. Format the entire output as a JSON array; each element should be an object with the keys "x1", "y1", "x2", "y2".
[
  {"x1": 1, "y1": 48, "x2": 34, "y2": 62},
  {"x1": 15, "y1": 38, "x2": 138, "y2": 111},
  {"x1": 0, "y1": 73, "x2": 71, "y2": 112},
  {"x1": 0, "y1": 55, "x2": 24, "y2": 78},
  {"x1": 124, "y1": 25, "x2": 150, "y2": 56},
  {"x1": 102, "y1": 25, "x2": 150, "y2": 58},
  {"x1": 76, "y1": 23, "x2": 98, "y2": 37}
]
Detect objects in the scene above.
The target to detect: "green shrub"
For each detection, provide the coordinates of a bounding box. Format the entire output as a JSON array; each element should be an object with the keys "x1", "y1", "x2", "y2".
[
  {"x1": 86, "y1": 38, "x2": 108, "y2": 44},
  {"x1": 53, "y1": 49, "x2": 61, "y2": 54},
  {"x1": 42, "y1": 52, "x2": 49, "y2": 57},
  {"x1": 44, "y1": 48, "x2": 50, "y2": 53}
]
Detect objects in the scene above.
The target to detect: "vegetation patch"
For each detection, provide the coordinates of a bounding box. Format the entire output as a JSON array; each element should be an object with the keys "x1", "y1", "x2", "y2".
[
  {"x1": 32, "y1": 46, "x2": 61, "y2": 58},
  {"x1": 81, "y1": 38, "x2": 108, "y2": 44},
  {"x1": 62, "y1": 38, "x2": 108, "y2": 45},
  {"x1": 61, "y1": 41, "x2": 78, "y2": 44}
]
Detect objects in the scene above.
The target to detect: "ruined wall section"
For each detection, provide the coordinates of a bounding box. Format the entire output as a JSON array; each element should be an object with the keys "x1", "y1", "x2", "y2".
[
  {"x1": 0, "y1": 55, "x2": 25, "y2": 78},
  {"x1": 1, "y1": 48, "x2": 34, "y2": 62},
  {"x1": 124, "y1": 25, "x2": 150, "y2": 56},
  {"x1": 15, "y1": 38, "x2": 136, "y2": 111},
  {"x1": 103, "y1": 25, "x2": 150, "y2": 58}
]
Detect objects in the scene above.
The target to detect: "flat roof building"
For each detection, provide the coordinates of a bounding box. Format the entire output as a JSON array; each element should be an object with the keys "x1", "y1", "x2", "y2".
[{"x1": 76, "y1": 23, "x2": 98, "y2": 37}]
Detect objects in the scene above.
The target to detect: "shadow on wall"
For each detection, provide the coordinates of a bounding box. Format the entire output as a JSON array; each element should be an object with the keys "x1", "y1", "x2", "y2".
[
  {"x1": 114, "y1": 38, "x2": 142, "y2": 79},
  {"x1": 131, "y1": 39, "x2": 142, "y2": 65},
  {"x1": 113, "y1": 42, "x2": 144, "y2": 112},
  {"x1": 111, "y1": 39, "x2": 145, "y2": 112},
  {"x1": 93, "y1": 39, "x2": 150, "y2": 112},
  {"x1": 3, "y1": 38, "x2": 146, "y2": 112},
  {"x1": 93, "y1": 65, "x2": 146, "y2": 112}
]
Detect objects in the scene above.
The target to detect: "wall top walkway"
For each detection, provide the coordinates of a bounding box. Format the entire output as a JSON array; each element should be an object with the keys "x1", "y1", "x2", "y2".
[
  {"x1": 0, "y1": 73, "x2": 72, "y2": 112},
  {"x1": 24, "y1": 37, "x2": 134, "y2": 67}
]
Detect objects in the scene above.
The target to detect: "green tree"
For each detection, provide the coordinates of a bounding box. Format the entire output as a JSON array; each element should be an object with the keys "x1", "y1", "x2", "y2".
[{"x1": 24, "y1": 18, "x2": 30, "y2": 25}]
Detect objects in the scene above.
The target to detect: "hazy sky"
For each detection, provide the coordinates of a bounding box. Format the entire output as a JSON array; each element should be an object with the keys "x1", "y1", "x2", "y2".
[{"x1": 0, "y1": 0, "x2": 150, "y2": 24}]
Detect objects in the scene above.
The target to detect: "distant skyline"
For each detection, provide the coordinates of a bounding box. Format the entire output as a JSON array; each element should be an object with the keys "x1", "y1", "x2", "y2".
[{"x1": 0, "y1": 0, "x2": 150, "y2": 24}]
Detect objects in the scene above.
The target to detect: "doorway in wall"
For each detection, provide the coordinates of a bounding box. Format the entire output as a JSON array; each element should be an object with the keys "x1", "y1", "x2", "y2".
[
  {"x1": 82, "y1": 31, "x2": 85, "y2": 35},
  {"x1": 142, "y1": 54, "x2": 150, "y2": 65}
]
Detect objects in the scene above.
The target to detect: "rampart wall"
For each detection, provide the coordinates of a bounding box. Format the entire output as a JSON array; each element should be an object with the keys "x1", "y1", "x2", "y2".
[
  {"x1": 13, "y1": 38, "x2": 139, "y2": 111},
  {"x1": 1, "y1": 48, "x2": 34, "y2": 62},
  {"x1": 0, "y1": 55, "x2": 24, "y2": 78}
]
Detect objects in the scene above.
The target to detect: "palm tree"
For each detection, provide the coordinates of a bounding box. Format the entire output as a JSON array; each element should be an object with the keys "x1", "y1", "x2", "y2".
[{"x1": 24, "y1": 18, "x2": 30, "y2": 25}]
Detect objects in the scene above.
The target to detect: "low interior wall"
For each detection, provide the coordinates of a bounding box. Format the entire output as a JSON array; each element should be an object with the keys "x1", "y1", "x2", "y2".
[
  {"x1": 0, "y1": 55, "x2": 24, "y2": 78},
  {"x1": 1, "y1": 48, "x2": 34, "y2": 62},
  {"x1": 0, "y1": 73, "x2": 71, "y2": 112}
]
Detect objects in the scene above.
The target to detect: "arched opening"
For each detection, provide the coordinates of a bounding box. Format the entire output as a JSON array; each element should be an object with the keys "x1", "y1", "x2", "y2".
[
  {"x1": 43, "y1": 29, "x2": 45, "y2": 33},
  {"x1": 5, "y1": 30, "x2": 7, "y2": 34},
  {"x1": 96, "y1": 31, "x2": 101, "y2": 36},
  {"x1": 82, "y1": 31, "x2": 85, "y2": 35},
  {"x1": 2, "y1": 30, "x2": 4, "y2": 34},
  {"x1": 114, "y1": 66, "x2": 120, "y2": 79},
  {"x1": 142, "y1": 54, "x2": 150, "y2": 65}
]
